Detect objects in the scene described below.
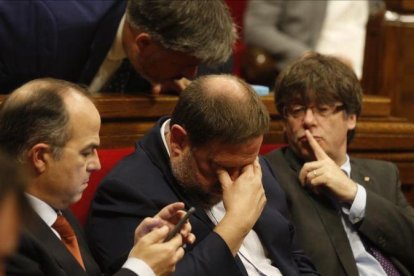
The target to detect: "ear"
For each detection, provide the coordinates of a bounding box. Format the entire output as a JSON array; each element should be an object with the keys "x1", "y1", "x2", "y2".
[
  {"x1": 347, "y1": 114, "x2": 357, "y2": 130},
  {"x1": 28, "y1": 143, "x2": 53, "y2": 174},
  {"x1": 169, "y1": 124, "x2": 189, "y2": 157},
  {"x1": 135, "y1": 32, "x2": 154, "y2": 53}
]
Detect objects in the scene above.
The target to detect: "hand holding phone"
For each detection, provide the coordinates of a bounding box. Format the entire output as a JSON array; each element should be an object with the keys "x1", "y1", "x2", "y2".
[{"x1": 164, "y1": 206, "x2": 196, "y2": 242}]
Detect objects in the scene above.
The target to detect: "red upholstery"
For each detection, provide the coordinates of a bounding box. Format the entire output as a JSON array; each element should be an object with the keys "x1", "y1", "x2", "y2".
[
  {"x1": 225, "y1": 0, "x2": 247, "y2": 76},
  {"x1": 259, "y1": 144, "x2": 285, "y2": 155},
  {"x1": 70, "y1": 147, "x2": 134, "y2": 225},
  {"x1": 70, "y1": 144, "x2": 285, "y2": 225}
]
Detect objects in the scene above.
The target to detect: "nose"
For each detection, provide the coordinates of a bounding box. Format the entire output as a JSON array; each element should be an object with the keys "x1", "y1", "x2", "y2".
[
  {"x1": 303, "y1": 108, "x2": 316, "y2": 127},
  {"x1": 87, "y1": 149, "x2": 101, "y2": 171}
]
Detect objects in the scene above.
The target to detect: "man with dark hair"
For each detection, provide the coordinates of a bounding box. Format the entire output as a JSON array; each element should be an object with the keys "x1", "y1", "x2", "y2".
[
  {"x1": 0, "y1": 78, "x2": 194, "y2": 276},
  {"x1": 87, "y1": 74, "x2": 318, "y2": 275},
  {"x1": 0, "y1": 0, "x2": 236, "y2": 94},
  {"x1": 265, "y1": 54, "x2": 414, "y2": 275}
]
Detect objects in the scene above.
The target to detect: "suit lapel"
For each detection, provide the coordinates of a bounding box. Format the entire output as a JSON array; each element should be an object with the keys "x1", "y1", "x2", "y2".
[
  {"x1": 139, "y1": 117, "x2": 214, "y2": 227},
  {"x1": 78, "y1": 1, "x2": 126, "y2": 84},
  {"x1": 25, "y1": 211, "x2": 88, "y2": 276},
  {"x1": 349, "y1": 159, "x2": 371, "y2": 191},
  {"x1": 283, "y1": 148, "x2": 359, "y2": 275}
]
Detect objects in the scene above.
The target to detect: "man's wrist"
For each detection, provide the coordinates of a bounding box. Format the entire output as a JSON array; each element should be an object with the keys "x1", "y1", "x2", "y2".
[{"x1": 122, "y1": 257, "x2": 155, "y2": 276}]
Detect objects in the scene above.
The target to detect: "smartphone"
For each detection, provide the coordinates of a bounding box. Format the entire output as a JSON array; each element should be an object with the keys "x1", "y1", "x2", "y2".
[{"x1": 165, "y1": 206, "x2": 196, "y2": 242}]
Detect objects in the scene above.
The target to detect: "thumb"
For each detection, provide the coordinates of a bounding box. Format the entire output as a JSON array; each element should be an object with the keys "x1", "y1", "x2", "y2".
[{"x1": 141, "y1": 225, "x2": 169, "y2": 244}]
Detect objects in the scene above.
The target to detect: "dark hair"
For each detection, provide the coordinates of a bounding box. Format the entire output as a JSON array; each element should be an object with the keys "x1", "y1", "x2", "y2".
[
  {"x1": 126, "y1": 0, "x2": 237, "y2": 65},
  {"x1": 275, "y1": 53, "x2": 363, "y2": 141},
  {"x1": 171, "y1": 74, "x2": 269, "y2": 147},
  {"x1": 0, "y1": 78, "x2": 89, "y2": 161}
]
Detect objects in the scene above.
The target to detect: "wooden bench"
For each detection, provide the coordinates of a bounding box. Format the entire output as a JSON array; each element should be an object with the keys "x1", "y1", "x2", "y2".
[{"x1": 90, "y1": 93, "x2": 414, "y2": 207}]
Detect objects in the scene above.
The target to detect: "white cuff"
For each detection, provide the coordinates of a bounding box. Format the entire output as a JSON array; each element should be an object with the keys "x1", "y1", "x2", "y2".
[
  {"x1": 122, "y1": 257, "x2": 155, "y2": 276},
  {"x1": 342, "y1": 184, "x2": 366, "y2": 224}
]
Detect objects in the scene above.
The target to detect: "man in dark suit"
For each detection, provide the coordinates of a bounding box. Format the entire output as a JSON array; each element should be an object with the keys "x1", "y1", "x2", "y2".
[
  {"x1": 87, "y1": 74, "x2": 318, "y2": 275},
  {"x1": 265, "y1": 54, "x2": 414, "y2": 275},
  {"x1": 0, "y1": 78, "x2": 194, "y2": 275},
  {"x1": 0, "y1": 0, "x2": 236, "y2": 94}
]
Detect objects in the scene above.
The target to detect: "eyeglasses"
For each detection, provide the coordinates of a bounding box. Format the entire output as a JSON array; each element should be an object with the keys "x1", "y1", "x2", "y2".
[{"x1": 283, "y1": 103, "x2": 345, "y2": 119}]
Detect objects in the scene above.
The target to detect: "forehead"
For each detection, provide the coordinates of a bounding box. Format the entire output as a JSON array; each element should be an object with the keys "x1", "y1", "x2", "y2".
[
  {"x1": 64, "y1": 92, "x2": 101, "y2": 143},
  {"x1": 193, "y1": 136, "x2": 263, "y2": 166}
]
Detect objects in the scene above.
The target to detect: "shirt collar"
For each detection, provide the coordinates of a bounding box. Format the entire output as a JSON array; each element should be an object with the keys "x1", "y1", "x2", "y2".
[
  {"x1": 26, "y1": 193, "x2": 58, "y2": 227},
  {"x1": 107, "y1": 14, "x2": 127, "y2": 61},
  {"x1": 340, "y1": 154, "x2": 351, "y2": 177},
  {"x1": 160, "y1": 119, "x2": 171, "y2": 156}
]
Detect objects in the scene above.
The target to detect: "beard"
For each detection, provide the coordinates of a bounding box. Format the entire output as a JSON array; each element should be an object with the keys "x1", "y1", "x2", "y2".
[{"x1": 171, "y1": 152, "x2": 222, "y2": 209}]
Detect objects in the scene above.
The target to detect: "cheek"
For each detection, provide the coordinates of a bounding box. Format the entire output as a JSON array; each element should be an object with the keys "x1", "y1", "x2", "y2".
[
  {"x1": 284, "y1": 124, "x2": 299, "y2": 144},
  {"x1": 63, "y1": 161, "x2": 87, "y2": 184},
  {"x1": 194, "y1": 165, "x2": 217, "y2": 190}
]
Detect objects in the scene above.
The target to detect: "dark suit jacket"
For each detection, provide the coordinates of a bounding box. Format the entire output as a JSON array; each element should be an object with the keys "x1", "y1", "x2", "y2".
[
  {"x1": 0, "y1": 1, "x2": 127, "y2": 93},
  {"x1": 265, "y1": 147, "x2": 414, "y2": 276},
  {"x1": 6, "y1": 209, "x2": 136, "y2": 276},
  {"x1": 0, "y1": 1, "x2": 232, "y2": 93},
  {"x1": 86, "y1": 117, "x2": 318, "y2": 275}
]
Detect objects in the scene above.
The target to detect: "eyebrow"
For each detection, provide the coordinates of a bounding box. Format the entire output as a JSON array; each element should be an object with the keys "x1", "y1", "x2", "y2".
[{"x1": 81, "y1": 143, "x2": 100, "y2": 152}]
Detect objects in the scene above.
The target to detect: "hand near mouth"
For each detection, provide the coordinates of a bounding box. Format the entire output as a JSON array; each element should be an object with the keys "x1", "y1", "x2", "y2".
[{"x1": 298, "y1": 130, "x2": 358, "y2": 203}]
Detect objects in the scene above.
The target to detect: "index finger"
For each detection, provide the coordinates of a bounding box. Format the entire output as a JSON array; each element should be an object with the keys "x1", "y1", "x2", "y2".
[
  {"x1": 155, "y1": 202, "x2": 185, "y2": 220},
  {"x1": 305, "y1": 130, "x2": 328, "y2": 160}
]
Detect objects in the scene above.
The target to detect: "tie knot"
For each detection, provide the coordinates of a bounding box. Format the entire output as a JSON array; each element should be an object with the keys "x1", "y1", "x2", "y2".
[{"x1": 52, "y1": 215, "x2": 75, "y2": 239}]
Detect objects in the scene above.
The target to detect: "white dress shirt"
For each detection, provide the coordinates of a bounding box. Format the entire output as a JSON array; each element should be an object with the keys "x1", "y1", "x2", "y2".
[
  {"x1": 340, "y1": 156, "x2": 387, "y2": 275},
  {"x1": 89, "y1": 15, "x2": 127, "y2": 93},
  {"x1": 26, "y1": 194, "x2": 154, "y2": 276},
  {"x1": 207, "y1": 202, "x2": 282, "y2": 276}
]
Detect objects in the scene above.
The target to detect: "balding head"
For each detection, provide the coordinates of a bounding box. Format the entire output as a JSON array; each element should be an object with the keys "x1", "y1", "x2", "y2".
[
  {"x1": 171, "y1": 74, "x2": 269, "y2": 147},
  {"x1": 0, "y1": 78, "x2": 101, "y2": 209},
  {"x1": 0, "y1": 78, "x2": 92, "y2": 161}
]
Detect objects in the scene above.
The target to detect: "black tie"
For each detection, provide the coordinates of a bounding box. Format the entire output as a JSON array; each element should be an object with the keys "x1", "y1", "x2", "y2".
[{"x1": 102, "y1": 59, "x2": 133, "y2": 93}]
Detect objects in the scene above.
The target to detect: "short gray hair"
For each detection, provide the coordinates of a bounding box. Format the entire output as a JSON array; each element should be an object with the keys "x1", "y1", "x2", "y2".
[{"x1": 126, "y1": 0, "x2": 237, "y2": 65}]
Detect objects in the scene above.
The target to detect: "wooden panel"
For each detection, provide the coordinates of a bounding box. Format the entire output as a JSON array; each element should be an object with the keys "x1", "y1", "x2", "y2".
[
  {"x1": 385, "y1": 0, "x2": 414, "y2": 13},
  {"x1": 362, "y1": 8, "x2": 414, "y2": 121},
  {"x1": 1, "y1": 93, "x2": 414, "y2": 206},
  {"x1": 92, "y1": 94, "x2": 392, "y2": 119}
]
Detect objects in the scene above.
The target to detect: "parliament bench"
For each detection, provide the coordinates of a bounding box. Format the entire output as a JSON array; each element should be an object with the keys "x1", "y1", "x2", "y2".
[{"x1": 1, "y1": 93, "x2": 414, "y2": 219}]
